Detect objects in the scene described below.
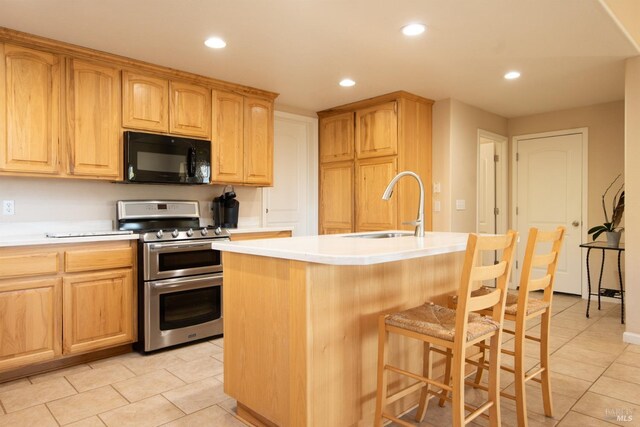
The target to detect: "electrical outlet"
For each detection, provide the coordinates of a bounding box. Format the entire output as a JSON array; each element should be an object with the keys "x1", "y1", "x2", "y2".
[
  {"x1": 433, "y1": 182, "x2": 441, "y2": 194},
  {"x1": 433, "y1": 200, "x2": 441, "y2": 212},
  {"x1": 455, "y1": 199, "x2": 466, "y2": 210},
  {"x1": 2, "y1": 200, "x2": 15, "y2": 215}
]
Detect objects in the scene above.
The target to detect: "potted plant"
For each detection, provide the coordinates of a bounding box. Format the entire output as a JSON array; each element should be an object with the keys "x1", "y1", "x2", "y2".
[{"x1": 588, "y1": 174, "x2": 625, "y2": 246}]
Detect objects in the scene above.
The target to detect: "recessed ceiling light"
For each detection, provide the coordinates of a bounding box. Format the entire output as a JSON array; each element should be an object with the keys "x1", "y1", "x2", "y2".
[
  {"x1": 402, "y1": 23, "x2": 426, "y2": 36},
  {"x1": 339, "y1": 79, "x2": 356, "y2": 87},
  {"x1": 204, "y1": 37, "x2": 226, "y2": 49},
  {"x1": 504, "y1": 71, "x2": 521, "y2": 80}
]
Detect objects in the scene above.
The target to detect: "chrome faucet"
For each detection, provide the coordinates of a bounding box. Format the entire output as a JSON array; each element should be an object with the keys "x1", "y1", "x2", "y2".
[{"x1": 381, "y1": 171, "x2": 425, "y2": 237}]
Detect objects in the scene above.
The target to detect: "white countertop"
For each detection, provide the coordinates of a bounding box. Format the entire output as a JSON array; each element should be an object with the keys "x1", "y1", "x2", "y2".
[
  {"x1": 0, "y1": 232, "x2": 140, "y2": 247},
  {"x1": 227, "y1": 226, "x2": 294, "y2": 234},
  {"x1": 211, "y1": 231, "x2": 469, "y2": 265}
]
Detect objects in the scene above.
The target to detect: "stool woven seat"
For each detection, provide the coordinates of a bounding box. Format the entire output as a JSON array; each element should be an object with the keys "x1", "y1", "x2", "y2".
[
  {"x1": 455, "y1": 287, "x2": 550, "y2": 316},
  {"x1": 385, "y1": 303, "x2": 500, "y2": 342}
]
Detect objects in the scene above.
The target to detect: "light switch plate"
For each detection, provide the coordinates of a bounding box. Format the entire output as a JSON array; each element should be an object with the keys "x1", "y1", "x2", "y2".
[
  {"x1": 434, "y1": 200, "x2": 441, "y2": 212},
  {"x1": 455, "y1": 199, "x2": 465, "y2": 210},
  {"x1": 433, "y1": 182, "x2": 441, "y2": 193},
  {"x1": 2, "y1": 200, "x2": 15, "y2": 215}
]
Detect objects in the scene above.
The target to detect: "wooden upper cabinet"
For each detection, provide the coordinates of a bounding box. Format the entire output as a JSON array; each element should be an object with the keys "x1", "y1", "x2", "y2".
[
  {"x1": 320, "y1": 161, "x2": 354, "y2": 234},
  {"x1": 63, "y1": 269, "x2": 134, "y2": 355},
  {"x1": 212, "y1": 90, "x2": 244, "y2": 183},
  {"x1": 67, "y1": 59, "x2": 121, "y2": 179},
  {"x1": 170, "y1": 81, "x2": 211, "y2": 138},
  {"x1": 243, "y1": 97, "x2": 273, "y2": 185},
  {"x1": 122, "y1": 71, "x2": 168, "y2": 132},
  {"x1": 0, "y1": 44, "x2": 61, "y2": 174},
  {"x1": 320, "y1": 112, "x2": 354, "y2": 163},
  {"x1": 355, "y1": 156, "x2": 397, "y2": 231},
  {"x1": 355, "y1": 101, "x2": 398, "y2": 159},
  {"x1": 0, "y1": 278, "x2": 62, "y2": 371}
]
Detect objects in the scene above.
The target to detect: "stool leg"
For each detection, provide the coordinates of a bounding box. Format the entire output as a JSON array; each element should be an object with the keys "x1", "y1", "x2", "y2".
[
  {"x1": 374, "y1": 317, "x2": 389, "y2": 427},
  {"x1": 488, "y1": 332, "x2": 502, "y2": 427},
  {"x1": 540, "y1": 309, "x2": 553, "y2": 417},
  {"x1": 439, "y1": 348, "x2": 452, "y2": 407},
  {"x1": 415, "y1": 342, "x2": 432, "y2": 422},
  {"x1": 473, "y1": 340, "x2": 486, "y2": 386},
  {"x1": 514, "y1": 319, "x2": 528, "y2": 427},
  {"x1": 452, "y1": 345, "x2": 466, "y2": 427}
]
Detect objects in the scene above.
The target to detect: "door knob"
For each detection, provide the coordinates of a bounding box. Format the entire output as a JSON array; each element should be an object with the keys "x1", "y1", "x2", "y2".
[{"x1": 572, "y1": 220, "x2": 580, "y2": 227}]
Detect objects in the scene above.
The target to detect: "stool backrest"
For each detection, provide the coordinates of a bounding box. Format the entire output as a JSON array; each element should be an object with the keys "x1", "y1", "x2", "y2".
[
  {"x1": 454, "y1": 231, "x2": 517, "y2": 344},
  {"x1": 517, "y1": 226, "x2": 566, "y2": 313}
]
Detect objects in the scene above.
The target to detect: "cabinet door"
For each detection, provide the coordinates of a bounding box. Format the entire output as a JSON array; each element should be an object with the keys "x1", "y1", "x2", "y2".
[
  {"x1": 355, "y1": 102, "x2": 397, "y2": 159},
  {"x1": 320, "y1": 161, "x2": 354, "y2": 234},
  {"x1": 319, "y1": 112, "x2": 354, "y2": 163},
  {"x1": 122, "y1": 71, "x2": 168, "y2": 132},
  {"x1": 356, "y1": 157, "x2": 397, "y2": 231},
  {"x1": 212, "y1": 91, "x2": 244, "y2": 183},
  {"x1": 244, "y1": 97, "x2": 273, "y2": 185},
  {"x1": 63, "y1": 269, "x2": 134, "y2": 354},
  {"x1": 0, "y1": 278, "x2": 62, "y2": 371},
  {"x1": 67, "y1": 59, "x2": 121, "y2": 179},
  {"x1": 0, "y1": 44, "x2": 60, "y2": 174},
  {"x1": 170, "y1": 81, "x2": 211, "y2": 138}
]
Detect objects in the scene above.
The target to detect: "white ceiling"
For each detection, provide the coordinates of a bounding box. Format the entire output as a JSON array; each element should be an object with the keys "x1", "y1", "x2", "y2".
[{"x1": 0, "y1": 0, "x2": 637, "y2": 118}]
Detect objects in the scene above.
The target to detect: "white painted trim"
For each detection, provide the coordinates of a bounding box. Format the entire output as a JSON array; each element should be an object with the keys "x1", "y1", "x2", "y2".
[
  {"x1": 477, "y1": 129, "x2": 508, "y2": 235},
  {"x1": 598, "y1": 0, "x2": 640, "y2": 53},
  {"x1": 264, "y1": 111, "x2": 319, "y2": 235},
  {"x1": 623, "y1": 331, "x2": 640, "y2": 345},
  {"x1": 511, "y1": 127, "x2": 589, "y2": 296}
]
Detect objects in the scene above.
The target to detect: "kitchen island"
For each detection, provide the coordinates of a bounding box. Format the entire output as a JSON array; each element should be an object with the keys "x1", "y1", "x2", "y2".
[{"x1": 211, "y1": 231, "x2": 469, "y2": 427}]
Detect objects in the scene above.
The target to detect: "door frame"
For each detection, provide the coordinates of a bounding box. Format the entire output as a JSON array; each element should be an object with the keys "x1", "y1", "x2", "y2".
[
  {"x1": 511, "y1": 127, "x2": 589, "y2": 296},
  {"x1": 477, "y1": 129, "x2": 508, "y2": 236}
]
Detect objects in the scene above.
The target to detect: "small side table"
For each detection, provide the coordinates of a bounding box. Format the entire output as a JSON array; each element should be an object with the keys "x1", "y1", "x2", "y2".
[{"x1": 579, "y1": 241, "x2": 625, "y2": 324}]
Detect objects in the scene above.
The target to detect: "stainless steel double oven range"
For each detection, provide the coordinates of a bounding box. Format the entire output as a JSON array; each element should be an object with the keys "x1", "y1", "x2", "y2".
[{"x1": 117, "y1": 200, "x2": 229, "y2": 352}]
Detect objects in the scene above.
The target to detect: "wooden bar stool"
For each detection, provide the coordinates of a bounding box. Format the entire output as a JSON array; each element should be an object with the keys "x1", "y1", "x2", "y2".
[
  {"x1": 462, "y1": 226, "x2": 565, "y2": 426},
  {"x1": 374, "y1": 231, "x2": 517, "y2": 427}
]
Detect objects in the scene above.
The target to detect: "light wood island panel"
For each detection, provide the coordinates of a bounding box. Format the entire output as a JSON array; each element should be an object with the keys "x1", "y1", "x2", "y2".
[{"x1": 223, "y1": 250, "x2": 465, "y2": 426}]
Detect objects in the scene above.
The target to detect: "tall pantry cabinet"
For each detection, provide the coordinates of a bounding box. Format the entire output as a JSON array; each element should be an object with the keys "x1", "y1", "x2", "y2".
[{"x1": 318, "y1": 91, "x2": 433, "y2": 234}]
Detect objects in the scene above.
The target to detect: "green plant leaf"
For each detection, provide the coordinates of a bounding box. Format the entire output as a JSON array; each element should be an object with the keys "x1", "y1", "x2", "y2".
[
  {"x1": 588, "y1": 225, "x2": 607, "y2": 234},
  {"x1": 593, "y1": 229, "x2": 607, "y2": 240}
]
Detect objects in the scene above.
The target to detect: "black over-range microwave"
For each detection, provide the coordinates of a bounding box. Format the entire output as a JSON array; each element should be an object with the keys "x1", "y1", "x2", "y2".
[{"x1": 124, "y1": 131, "x2": 211, "y2": 185}]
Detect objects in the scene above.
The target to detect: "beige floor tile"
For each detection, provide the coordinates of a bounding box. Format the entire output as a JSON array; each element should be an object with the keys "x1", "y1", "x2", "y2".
[
  {"x1": 0, "y1": 377, "x2": 77, "y2": 413},
  {"x1": 502, "y1": 382, "x2": 577, "y2": 420},
  {"x1": 0, "y1": 378, "x2": 31, "y2": 394},
  {"x1": 166, "y1": 356, "x2": 224, "y2": 383},
  {"x1": 557, "y1": 411, "x2": 617, "y2": 426},
  {"x1": 66, "y1": 416, "x2": 107, "y2": 426},
  {"x1": 67, "y1": 363, "x2": 136, "y2": 392},
  {"x1": 210, "y1": 337, "x2": 224, "y2": 348},
  {"x1": 603, "y1": 363, "x2": 640, "y2": 385},
  {"x1": 163, "y1": 377, "x2": 228, "y2": 414},
  {"x1": 568, "y1": 335, "x2": 627, "y2": 356},
  {"x1": 162, "y1": 404, "x2": 246, "y2": 427},
  {"x1": 547, "y1": 372, "x2": 592, "y2": 399},
  {"x1": 119, "y1": 352, "x2": 185, "y2": 376},
  {"x1": 98, "y1": 395, "x2": 184, "y2": 427},
  {"x1": 213, "y1": 352, "x2": 224, "y2": 363},
  {"x1": 29, "y1": 364, "x2": 93, "y2": 384},
  {"x1": 170, "y1": 341, "x2": 223, "y2": 362},
  {"x1": 112, "y1": 369, "x2": 185, "y2": 403},
  {"x1": 88, "y1": 351, "x2": 142, "y2": 369},
  {"x1": 572, "y1": 392, "x2": 640, "y2": 426},
  {"x1": 614, "y1": 351, "x2": 640, "y2": 368},
  {"x1": 0, "y1": 403, "x2": 58, "y2": 427},
  {"x1": 625, "y1": 344, "x2": 640, "y2": 354},
  {"x1": 552, "y1": 312, "x2": 601, "y2": 331},
  {"x1": 548, "y1": 354, "x2": 607, "y2": 382},
  {"x1": 552, "y1": 344, "x2": 620, "y2": 368},
  {"x1": 591, "y1": 376, "x2": 640, "y2": 406},
  {"x1": 47, "y1": 385, "x2": 128, "y2": 425},
  {"x1": 218, "y1": 397, "x2": 237, "y2": 415}
]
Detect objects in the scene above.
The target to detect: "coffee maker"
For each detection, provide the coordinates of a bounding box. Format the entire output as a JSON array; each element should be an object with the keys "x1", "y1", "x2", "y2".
[{"x1": 212, "y1": 185, "x2": 239, "y2": 228}]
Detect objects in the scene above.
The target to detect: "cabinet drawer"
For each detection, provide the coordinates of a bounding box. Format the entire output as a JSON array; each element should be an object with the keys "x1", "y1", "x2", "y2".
[
  {"x1": 0, "y1": 252, "x2": 59, "y2": 279},
  {"x1": 65, "y1": 247, "x2": 133, "y2": 273}
]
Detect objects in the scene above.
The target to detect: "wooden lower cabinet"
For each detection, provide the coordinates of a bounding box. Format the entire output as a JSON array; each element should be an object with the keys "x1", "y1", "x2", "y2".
[
  {"x1": 0, "y1": 278, "x2": 62, "y2": 371},
  {"x1": 63, "y1": 269, "x2": 134, "y2": 355}
]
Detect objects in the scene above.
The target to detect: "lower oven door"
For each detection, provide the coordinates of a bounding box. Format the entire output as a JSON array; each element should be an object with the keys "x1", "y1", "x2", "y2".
[{"x1": 144, "y1": 273, "x2": 223, "y2": 352}]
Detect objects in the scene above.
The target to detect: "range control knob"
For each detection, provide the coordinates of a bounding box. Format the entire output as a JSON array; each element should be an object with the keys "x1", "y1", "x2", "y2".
[
  {"x1": 215, "y1": 226, "x2": 222, "y2": 235},
  {"x1": 156, "y1": 230, "x2": 164, "y2": 239},
  {"x1": 201, "y1": 228, "x2": 209, "y2": 236},
  {"x1": 171, "y1": 229, "x2": 179, "y2": 238},
  {"x1": 186, "y1": 228, "x2": 194, "y2": 237}
]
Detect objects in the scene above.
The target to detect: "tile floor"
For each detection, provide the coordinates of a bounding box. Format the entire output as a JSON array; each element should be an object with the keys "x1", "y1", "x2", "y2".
[{"x1": 0, "y1": 293, "x2": 637, "y2": 426}]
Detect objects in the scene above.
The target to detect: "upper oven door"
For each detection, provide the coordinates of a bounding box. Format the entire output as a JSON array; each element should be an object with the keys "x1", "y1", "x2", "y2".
[
  {"x1": 124, "y1": 131, "x2": 211, "y2": 184},
  {"x1": 143, "y1": 239, "x2": 225, "y2": 281}
]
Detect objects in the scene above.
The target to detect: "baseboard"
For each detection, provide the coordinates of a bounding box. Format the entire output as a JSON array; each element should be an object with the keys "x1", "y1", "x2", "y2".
[{"x1": 623, "y1": 332, "x2": 640, "y2": 345}]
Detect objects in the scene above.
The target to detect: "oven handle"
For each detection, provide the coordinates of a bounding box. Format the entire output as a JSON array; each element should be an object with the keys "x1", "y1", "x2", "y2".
[
  {"x1": 148, "y1": 273, "x2": 223, "y2": 291},
  {"x1": 149, "y1": 239, "x2": 228, "y2": 250}
]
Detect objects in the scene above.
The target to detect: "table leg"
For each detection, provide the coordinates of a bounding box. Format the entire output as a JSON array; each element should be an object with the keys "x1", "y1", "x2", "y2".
[
  {"x1": 597, "y1": 250, "x2": 606, "y2": 310},
  {"x1": 618, "y1": 250, "x2": 625, "y2": 324},
  {"x1": 586, "y1": 248, "x2": 592, "y2": 318}
]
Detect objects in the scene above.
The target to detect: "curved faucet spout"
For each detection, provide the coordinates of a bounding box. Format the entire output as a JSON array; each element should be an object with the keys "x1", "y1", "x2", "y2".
[{"x1": 381, "y1": 171, "x2": 425, "y2": 237}]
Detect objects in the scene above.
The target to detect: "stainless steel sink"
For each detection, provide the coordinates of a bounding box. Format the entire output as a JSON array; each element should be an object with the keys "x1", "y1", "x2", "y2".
[{"x1": 344, "y1": 232, "x2": 413, "y2": 239}]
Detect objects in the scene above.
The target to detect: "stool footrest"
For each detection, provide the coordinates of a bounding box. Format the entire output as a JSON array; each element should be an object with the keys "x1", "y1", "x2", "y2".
[
  {"x1": 384, "y1": 380, "x2": 424, "y2": 405},
  {"x1": 381, "y1": 412, "x2": 415, "y2": 427},
  {"x1": 525, "y1": 366, "x2": 545, "y2": 382},
  {"x1": 466, "y1": 400, "x2": 494, "y2": 424},
  {"x1": 386, "y1": 365, "x2": 452, "y2": 393},
  {"x1": 525, "y1": 334, "x2": 542, "y2": 342}
]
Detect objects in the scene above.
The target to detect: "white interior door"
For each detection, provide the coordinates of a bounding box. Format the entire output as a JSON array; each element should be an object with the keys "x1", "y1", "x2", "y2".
[
  {"x1": 478, "y1": 141, "x2": 496, "y2": 270},
  {"x1": 263, "y1": 112, "x2": 318, "y2": 236},
  {"x1": 515, "y1": 132, "x2": 583, "y2": 294}
]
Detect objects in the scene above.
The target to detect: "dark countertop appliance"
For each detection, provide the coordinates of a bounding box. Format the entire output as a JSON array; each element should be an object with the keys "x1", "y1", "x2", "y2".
[{"x1": 212, "y1": 186, "x2": 239, "y2": 229}]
